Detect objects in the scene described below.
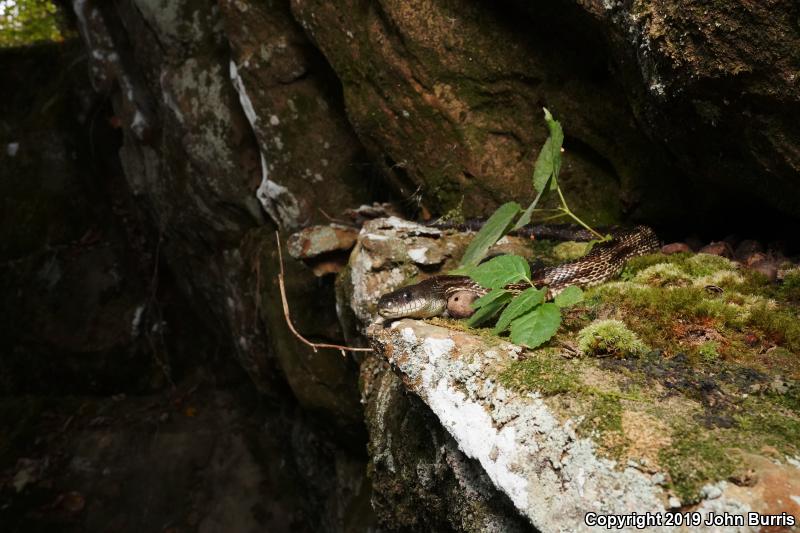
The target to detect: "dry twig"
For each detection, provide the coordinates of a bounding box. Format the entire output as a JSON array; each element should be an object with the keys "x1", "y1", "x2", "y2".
[{"x1": 275, "y1": 231, "x2": 373, "y2": 356}]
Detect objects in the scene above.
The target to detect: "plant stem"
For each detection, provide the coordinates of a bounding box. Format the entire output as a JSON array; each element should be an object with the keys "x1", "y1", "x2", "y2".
[
  {"x1": 537, "y1": 212, "x2": 569, "y2": 222},
  {"x1": 556, "y1": 186, "x2": 605, "y2": 239}
]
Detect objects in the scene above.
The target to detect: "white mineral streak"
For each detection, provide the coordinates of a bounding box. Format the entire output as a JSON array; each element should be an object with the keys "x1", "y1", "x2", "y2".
[
  {"x1": 407, "y1": 247, "x2": 428, "y2": 263},
  {"x1": 229, "y1": 60, "x2": 300, "y2": 229},
  {"x1": 353, "y1": 217, "x2": 761, "y2": 533},
  {"x1": 130, "y1": 304, "x2": 145, "y2": 337}
]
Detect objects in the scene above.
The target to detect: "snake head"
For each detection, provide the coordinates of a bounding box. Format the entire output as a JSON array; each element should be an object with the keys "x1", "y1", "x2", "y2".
[{"x1": 377, "y1": 280, "x2": 447, "y2": 319}]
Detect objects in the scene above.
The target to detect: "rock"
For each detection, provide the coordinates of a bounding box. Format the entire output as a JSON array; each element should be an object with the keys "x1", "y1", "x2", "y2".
[
  {"x1": 684, "y1": 236, "x2": 705, "y2": 252},
  {"x1": 750, "y1": 260, "x2": 778, "y2": 282},
  {"x1": 220, "y1": 0, "x2": 371, "y2": 230},
  {"x1": 699, "y1": 242, "x2": 734, "y2": 258},
  {"x1": 744, "y1": 252, "x2": 768, "y2": 267},
  {"x1": 287, "y1": 224, "x2": 359, "y2": 259},
  {"x1": 660, "y1": 242, "x2": 692, "y2": 255},
  {"x1": 361, "y1": 356, "x2": 531, "y2": 532},
  {"x1": 586, "y1": 0, "x2": 800, "y2": 219},
  {"x1": 734, "y1": 240, "x2": 763, "y2": 261},
  {"x1": 290, "y1": 0, "x2": 653, "y2": 224}
]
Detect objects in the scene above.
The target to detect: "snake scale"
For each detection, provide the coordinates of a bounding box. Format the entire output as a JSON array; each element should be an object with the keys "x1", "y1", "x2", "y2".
[{"x1": 377, "y1": 225, "x2": 661, "y2": 319}]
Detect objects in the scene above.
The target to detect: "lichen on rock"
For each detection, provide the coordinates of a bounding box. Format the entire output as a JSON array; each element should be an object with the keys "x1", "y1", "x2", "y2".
[{"x1": 344, "y1": 217, "x2": 800, "y2": 531}]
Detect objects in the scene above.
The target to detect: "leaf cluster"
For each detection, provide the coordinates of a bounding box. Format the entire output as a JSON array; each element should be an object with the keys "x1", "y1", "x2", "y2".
[
  {"x1": 464, "y1": 255, "x2": 584, "y2": 348},
  {"x1": 455, "y1": 109, "x2": 595, "y2": 349},
  {"x1": 0, "y1": 0, "x2": 66, "y2": 48}
]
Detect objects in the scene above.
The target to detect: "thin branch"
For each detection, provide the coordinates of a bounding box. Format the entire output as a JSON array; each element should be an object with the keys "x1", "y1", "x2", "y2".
[{"x1": 275, "y1": 231, "x2": 373, "y2": 355}]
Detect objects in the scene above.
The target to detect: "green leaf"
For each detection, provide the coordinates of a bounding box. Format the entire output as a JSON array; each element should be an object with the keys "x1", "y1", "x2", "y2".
[
  {"x1": 493, "y1": 287, "x2": 546, "y2": 334},
  {"x1": 554, "y1": 286, "x2": 584, "y2": 308},
  {"x1": 458, "y1": 202, "x2": 521, "y2": 267},
  {"x1": 469, "y1": 255, "x2": 530, "y2": 289},
  {"x1": 512, "y1": 174, "x2": 551, "y2": 230},
  {"x1": 510, "y1": 303, "x2": 562, "y2": 348},
  {"x1": 472, "y1": 288, "x2": 509, "y2": 309},
  {"x1": 532, "y1": 108, "x2": 564, "y2": 193},
  {"x1": 467, "y1": 292, "x2": 513, "y2": 327}
]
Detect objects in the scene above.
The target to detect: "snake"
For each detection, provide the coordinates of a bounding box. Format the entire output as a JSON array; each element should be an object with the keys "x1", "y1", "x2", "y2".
[{"x1": 377, "y1": 225, "x2": 661, "y2": 320}]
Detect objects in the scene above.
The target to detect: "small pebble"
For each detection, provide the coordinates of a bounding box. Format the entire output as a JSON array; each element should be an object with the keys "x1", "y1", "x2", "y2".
[
  {"x1": 699, "y1": 241, "x2": 734, "y2": 258},
  {"x1": 661, "y1": 242, "x2": 692, "y2": 255},
  {"x1": 668, "y1": 496, "x2": 681, "y2": 508}
]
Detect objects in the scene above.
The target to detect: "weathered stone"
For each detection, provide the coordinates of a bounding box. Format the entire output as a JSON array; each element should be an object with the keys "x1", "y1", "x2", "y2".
[
  {"x1": 0, "y1": 44, "x2": 163, "y2": 394},
  {"x1": 290, "y1": 0, "x2": 658, "y2": 224},
  {"x1": 346, "y1": 216, "x2": 800, "y2": 531},
  {"x1": 735, "y1": 240, "x2": 764, "y2": 262},
  {"x1": 749, "y1": 260, "x2": 778, "y2": 282},
  {"x1": 287, "y1": 224, "x2": 359, "y2": 259},
  {"x1": 366, "y1": 319, "x2": 791, "y2": 531},
  {"x1": 219, "y1": 0, "x2": 371, "y2": 231},
  {"x1": 575, "y1": 0, "x2": 800, "y2": 219},
  {"x1": 360, "y1": 354, "x2": 532, "y2": 532},
  {"x1": 699, "y1": 241, "x2": 734, "y2": 258},
  {"x1": 661, "y1": 242, "x2": 692, "y2": 255}
]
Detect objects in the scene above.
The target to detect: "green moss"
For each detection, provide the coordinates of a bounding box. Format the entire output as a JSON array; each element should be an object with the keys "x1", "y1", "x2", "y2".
[
  {"x1": 499, "y1": 351, "x2": 579, "y2": 396},
  {"x1": 622, "y1": 252, "x2": 737, "y2": 280},
  {"x1": 577, "y1": 319, "x2": 648, "y2": 358},
  {"x1": 633, "y1": 263, "x2": 692, "y2": 287},
  {"x1": 580, "y1": 395, "x2": 622, "y2": 433},
  {"x1": 552, "y1": 241, "x2": 590, "y2": 262},
  {"x1": 697, "y1": 341, "x2": 720, "y2": 362},
  {"x1": 659, "y1": 428, "x2": 739, "y2": 503},
  {"x1": 778, "y1": 269, "x2": 800, "y2": 302},
  {"x1": 747, "y1": 302, "x2": 800, "y2": 352}
]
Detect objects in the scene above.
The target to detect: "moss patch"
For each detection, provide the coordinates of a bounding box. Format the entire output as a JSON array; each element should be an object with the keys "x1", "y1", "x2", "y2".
[
  {"x1": 498, "y1": 350, "x2": 579, "y2": 396},
  {"x1": 658, "y1": 428, "x2": 739, "y2": 503},
  {"x1": 492, "y1": 246, "x2": 800, "y2": 503},
  {"x1": 577, "y1": 319, "x2": 648, "y2": 357}
]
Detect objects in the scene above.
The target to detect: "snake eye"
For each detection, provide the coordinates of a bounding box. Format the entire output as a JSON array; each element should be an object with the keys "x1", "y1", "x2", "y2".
[{"x1": 403, "y1": 291, "x2": 411, "y2": 301}]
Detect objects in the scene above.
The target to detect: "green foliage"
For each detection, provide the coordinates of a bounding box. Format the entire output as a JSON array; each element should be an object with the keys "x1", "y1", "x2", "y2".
[
  {"x1": 467, "y1": 254, "x2": 530, "y2": 289},
  {"x1": 457, "y1": 201, "x2": 521, "y2": 268},
  {"x1": 467, "y1": 289, "x2": 512, "y2": 327},
  {"x1": 532, "y1": 108, "x2": 563, "y2": 194},
  {"x1": 0, "y1": 0, "x2": 66, "y2": 48},
  {"x1": 510, "y1": 302, "x2": 562, "y2": 348},
  {"x1": 576, "y1": 319, "x2": 648, "y2": 357},
  {"x1": 457, "y1": 109, "x2": 606, "y2": 348},
  {"x1": 493, "y1": 287, "x2": 545, "y2": 334},
  {"x1": 554, "y1": 285, "x2": 584, "y2": 308}
]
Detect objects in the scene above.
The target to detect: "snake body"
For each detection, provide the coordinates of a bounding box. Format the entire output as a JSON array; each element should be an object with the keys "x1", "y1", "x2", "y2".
[{"x1": 377, "y1": 225, "x2": 660, "y2": 320}]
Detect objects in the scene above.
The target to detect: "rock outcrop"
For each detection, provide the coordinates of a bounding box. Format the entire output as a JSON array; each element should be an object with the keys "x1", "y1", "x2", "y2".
[
  {"x1": 8, "y1": 0, "x2": 799, "y2": 530},
  {"x1": 342, "y1": 217, "x2": 800, "y2": 531}
]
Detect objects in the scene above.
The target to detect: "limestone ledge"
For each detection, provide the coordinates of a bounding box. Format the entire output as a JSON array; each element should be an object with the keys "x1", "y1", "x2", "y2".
[
  {"x1": 369, "y1": 320, "x2": 771, "y2": 532},
  {"x1": 348, "y1": 217, "x2": 799, "y2": 532}
]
